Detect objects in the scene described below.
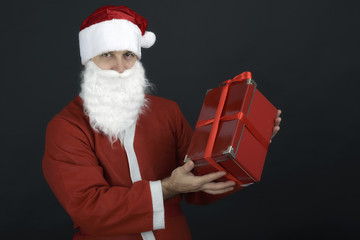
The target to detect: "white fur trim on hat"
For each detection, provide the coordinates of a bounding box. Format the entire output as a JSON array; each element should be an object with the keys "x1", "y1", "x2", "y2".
[{"x1": 79, "y1": 19, "x2": 144, "y2": 64}]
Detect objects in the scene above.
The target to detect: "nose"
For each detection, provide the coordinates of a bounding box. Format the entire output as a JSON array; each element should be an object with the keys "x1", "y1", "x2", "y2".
[{"x1": 112, "y1": 57, "x2": 126, "y2": 73}]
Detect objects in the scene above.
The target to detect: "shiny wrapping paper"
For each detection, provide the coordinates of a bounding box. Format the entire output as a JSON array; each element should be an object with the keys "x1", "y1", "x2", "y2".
[{"x1": 185, "y1": 72, "x2": 277, "y2": 185}]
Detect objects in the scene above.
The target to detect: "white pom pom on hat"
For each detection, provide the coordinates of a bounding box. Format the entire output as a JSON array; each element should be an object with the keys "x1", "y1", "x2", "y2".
[
  {"x1": 79, "y1": 5, "x2": 156, "y2": 65},
  {"x1": 141, "y1": 31, "x2": 156, "y2": 48}
]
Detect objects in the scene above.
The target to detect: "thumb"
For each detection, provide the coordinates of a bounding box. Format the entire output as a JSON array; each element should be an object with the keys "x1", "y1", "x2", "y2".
[{"x1": 181, "y1": 160, "x2": 194, "y2": 173}]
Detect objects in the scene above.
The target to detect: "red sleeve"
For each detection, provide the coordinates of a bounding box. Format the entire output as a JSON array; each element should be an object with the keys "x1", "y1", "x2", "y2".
[
  {"x1": 173, "y1": 103, "x2": 193, "y2": 166},
  {"x1": 42, "y1": 117, "x2": 154, "y2": 236}
]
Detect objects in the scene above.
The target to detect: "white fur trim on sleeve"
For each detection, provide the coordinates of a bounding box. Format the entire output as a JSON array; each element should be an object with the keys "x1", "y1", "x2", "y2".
[
  {"x1": 141, "y1": 231, "x2": 156, "y2": 240},
  {"x1": 149, "y1": 180, "x2": 165, "y2": 230},
  {"x1": 123, "y1": 124, "x2": 164, "y2": 235}
]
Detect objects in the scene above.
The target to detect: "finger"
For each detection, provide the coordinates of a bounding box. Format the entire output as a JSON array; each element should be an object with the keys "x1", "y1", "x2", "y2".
[
  {"x1": 181, "y1": 160, "x2": 194, "y2": 173},
  {"x1": 196, "y1": 171, "x2": 227, "y2": 185},
  {"x1": 203, "y1": 186, "x2": 235, "y2": 195},
  {"x1": 272, "y1": 126, "x2": 280, "y2": 138},
  {"x1": 277, "y1": 109, "x2": 282, "y2": 117},
  {"x1": 274, "y1": 117, "x2": 281, "y2": 126},
  {"x1": 201, "y1": 180, "x2": 236, "y2": 191}
]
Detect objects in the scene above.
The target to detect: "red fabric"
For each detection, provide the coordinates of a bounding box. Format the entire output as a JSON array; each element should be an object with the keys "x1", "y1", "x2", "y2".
[
  {"x1": 43, "y1": 95, "x2": 196, "y2": 239},
  {"x1": 80, "y1": 5, "x2": 148, "y2": 34}
]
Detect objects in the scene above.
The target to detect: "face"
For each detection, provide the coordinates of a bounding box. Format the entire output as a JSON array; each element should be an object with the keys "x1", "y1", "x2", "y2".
[{"x1": 91, "y1": 50, "x2": 138, "y2": 73}]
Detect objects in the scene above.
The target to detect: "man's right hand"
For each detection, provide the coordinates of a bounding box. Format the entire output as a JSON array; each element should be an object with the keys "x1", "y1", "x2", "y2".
[{"x1": 161, "y1": 160, "x2": 236, "y2": 200}]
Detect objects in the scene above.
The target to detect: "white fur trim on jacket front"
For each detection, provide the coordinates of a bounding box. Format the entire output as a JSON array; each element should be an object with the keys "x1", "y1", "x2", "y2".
[{"x1": 123, "y1": 124, "x2": 165, "y2": 237}]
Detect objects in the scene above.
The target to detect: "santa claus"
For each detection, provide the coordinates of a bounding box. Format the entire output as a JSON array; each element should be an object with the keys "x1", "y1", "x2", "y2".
[{"x1": 42, "y1": 5, "x2": 281, "y2": 240}]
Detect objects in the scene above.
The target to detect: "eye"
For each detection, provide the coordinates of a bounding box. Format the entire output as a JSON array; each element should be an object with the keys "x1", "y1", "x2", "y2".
[
  {"x1": 101, "y1": 52, "x2": 113, "y2": 58},
  {"x1": 124, "y1": 51, "x2": 136, "y2": 59}
]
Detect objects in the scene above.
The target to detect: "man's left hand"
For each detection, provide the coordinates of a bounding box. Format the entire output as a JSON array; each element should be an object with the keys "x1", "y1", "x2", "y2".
[{"x1": 271, "y1": 109, "x2": 282, "y2": 142}]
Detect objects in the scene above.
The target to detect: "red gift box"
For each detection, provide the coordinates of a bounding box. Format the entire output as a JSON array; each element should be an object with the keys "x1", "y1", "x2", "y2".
[{"x1": 185, "y1": 72, "x2": 277, "y2": 185}]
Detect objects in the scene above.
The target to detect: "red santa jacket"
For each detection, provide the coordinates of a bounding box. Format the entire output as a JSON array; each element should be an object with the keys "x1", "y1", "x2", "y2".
[{"x1": 43, "y1": 95, "x2": 235, "y2": 240}]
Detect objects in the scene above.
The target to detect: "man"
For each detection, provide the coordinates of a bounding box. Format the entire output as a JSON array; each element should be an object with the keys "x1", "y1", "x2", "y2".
[{"x1": 42, "y1": 5, "x2": 281, "y2": 240}]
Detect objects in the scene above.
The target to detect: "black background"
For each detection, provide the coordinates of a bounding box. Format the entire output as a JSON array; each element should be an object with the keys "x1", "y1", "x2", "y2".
[{"x1": 1, "y1": 0, "x2": 359, "y2": 239}]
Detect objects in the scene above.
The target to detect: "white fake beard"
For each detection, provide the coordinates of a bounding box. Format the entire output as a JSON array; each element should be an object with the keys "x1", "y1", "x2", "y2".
[{"x1": 79, "y1": 60, "x2": 150, "y2": 144}]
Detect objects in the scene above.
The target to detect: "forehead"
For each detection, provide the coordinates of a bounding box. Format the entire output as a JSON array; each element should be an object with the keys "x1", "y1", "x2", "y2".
[{"x1": 105, "y1": 50, "x2": 131, "y2": 54}]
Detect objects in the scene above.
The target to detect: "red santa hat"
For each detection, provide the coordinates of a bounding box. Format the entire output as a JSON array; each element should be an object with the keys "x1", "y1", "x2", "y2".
[{"x1": 79, "y1": 5, "x2": 156, "y2": 64}]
